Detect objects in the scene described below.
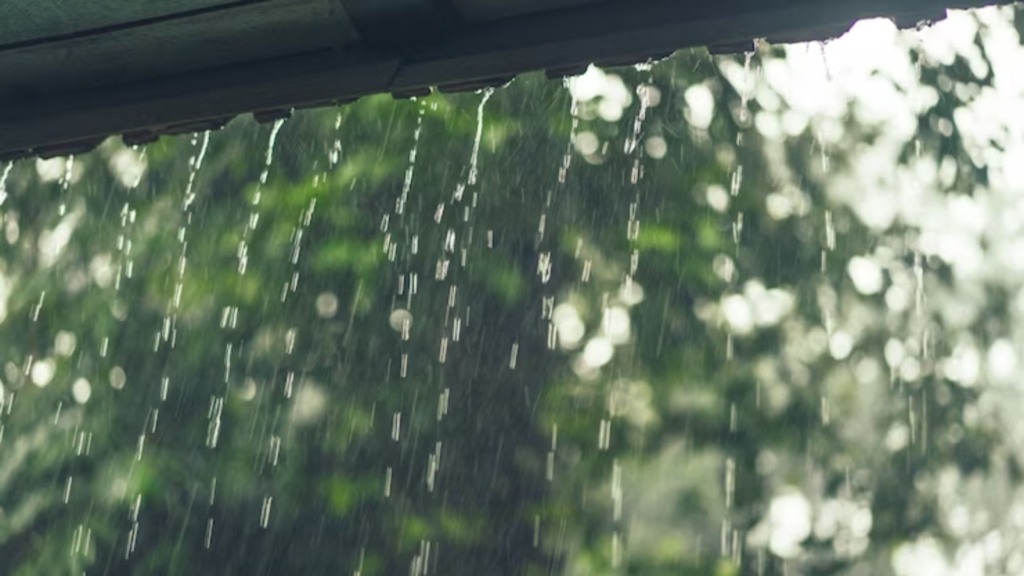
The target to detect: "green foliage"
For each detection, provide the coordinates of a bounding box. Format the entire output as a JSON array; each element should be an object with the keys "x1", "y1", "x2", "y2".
[{"x1": 0, "y1": 8, "x2": 1022, "y2": 576}]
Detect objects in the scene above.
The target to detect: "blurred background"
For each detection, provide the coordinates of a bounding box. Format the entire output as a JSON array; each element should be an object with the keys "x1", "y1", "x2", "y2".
[{"x1": 1, "y1": 5, "x2": 1023, "y2": 575}]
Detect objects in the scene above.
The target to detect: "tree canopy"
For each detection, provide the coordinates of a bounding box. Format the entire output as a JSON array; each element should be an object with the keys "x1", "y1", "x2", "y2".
[{"x1": 1, "y1": 6, "x2": 1023, "y2": 576}]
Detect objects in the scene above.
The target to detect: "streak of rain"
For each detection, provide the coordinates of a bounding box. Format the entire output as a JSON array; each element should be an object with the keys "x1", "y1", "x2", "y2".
[{"x1": 0, "y1": 13, "x2": 1019, "y2": 576}]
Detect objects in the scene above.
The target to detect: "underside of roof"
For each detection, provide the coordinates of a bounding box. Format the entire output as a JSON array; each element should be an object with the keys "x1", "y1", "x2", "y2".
[{"x1": 0, "y1": 0, "x2": 1009, "y2": 159}]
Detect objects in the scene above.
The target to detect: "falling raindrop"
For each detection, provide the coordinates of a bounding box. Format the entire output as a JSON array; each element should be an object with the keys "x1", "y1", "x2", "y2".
[
  {"x1": 467, "y1": 89, "x2": 494, "y2": 187},
  {"x1": 0, "y1": 162, "x2": 12, "y2": 205}
]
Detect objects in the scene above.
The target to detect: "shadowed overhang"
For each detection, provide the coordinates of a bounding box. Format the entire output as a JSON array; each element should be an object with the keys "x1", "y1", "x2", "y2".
[{"x1": 0, "y1": 0, "x2": 1008, "y2": 159}]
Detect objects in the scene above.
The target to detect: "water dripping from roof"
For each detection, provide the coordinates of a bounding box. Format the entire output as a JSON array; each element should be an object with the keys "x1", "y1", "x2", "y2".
[
  {"x1": 467, "y1": 88, "x2": 494, "y2": 187},
  {"x1": 0, "y1": 162, "x2": 12, "y2": 205}
]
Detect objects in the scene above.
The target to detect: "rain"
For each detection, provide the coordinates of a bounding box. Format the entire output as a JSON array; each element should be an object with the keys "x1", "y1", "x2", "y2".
[{"x1": 1, "y1": 5, "x2": 1024, "y2": 576}]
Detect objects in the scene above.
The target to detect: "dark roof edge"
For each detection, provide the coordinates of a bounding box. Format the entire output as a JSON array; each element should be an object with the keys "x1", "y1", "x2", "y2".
[{"x1": 0, "y1": 0, "x2": 1011, "y2": 160}]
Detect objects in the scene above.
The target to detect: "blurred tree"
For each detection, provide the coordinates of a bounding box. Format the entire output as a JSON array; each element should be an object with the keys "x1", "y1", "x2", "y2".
[{"x1": 0, "y1": 6, "x2": 1022, "y2": 576}]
